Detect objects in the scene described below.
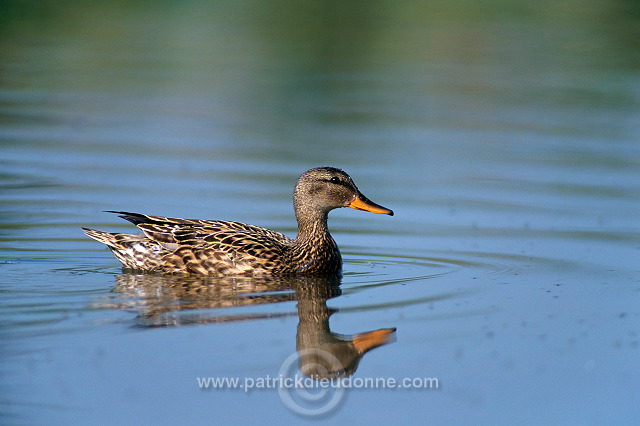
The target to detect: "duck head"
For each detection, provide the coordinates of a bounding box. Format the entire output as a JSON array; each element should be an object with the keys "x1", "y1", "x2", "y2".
[{"x1": 293, "y1": 167, "x2": 394, "y2": 217}]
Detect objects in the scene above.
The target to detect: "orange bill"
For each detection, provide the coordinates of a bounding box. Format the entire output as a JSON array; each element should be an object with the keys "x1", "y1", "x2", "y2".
[
  {"x1": 352, "y1": 328, "x2": 397, "y2": 354},
  {"x1": 348, "y1": 193, "x2": 394, "y2": 216}
]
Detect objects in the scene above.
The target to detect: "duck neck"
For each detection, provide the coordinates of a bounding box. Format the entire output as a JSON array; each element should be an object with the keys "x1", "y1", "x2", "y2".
[
  {"x1": 291, "y1": 204, "x2": 342, "y2": 274},
  {"x1": 295, "y1": 208, "x2": 332, "y2": 246}
]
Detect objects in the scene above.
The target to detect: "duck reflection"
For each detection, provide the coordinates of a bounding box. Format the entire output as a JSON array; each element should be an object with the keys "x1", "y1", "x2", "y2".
[
  {"x1": 98, "y1": 272, "x2": 396, "y2": 377},
  {"x1": 110, "y1": 272, "x2": 299, "y2": 325},
  {"x1": 295, "y1": 282, "x2": 396, "y2": 378}
]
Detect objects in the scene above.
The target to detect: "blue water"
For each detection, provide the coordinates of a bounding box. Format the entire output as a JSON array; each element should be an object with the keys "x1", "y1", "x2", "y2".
[{"x1": 1, "y1": 1, "x2": 639, "y2": 424}]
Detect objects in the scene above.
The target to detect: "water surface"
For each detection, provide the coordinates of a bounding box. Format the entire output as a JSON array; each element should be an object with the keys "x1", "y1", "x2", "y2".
[{"x1": 1, "y1": 0, "x2": 639, "y2": 424}]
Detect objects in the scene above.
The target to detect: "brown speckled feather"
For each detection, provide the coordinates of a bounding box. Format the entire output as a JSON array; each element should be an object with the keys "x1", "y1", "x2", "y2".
[{"x1": 83, "y1": 167, "x2": 393, "y2": 276}]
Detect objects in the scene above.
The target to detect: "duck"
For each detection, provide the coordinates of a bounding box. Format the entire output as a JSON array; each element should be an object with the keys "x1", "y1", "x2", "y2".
[{"x1": 83, "y1": 167, "x2": 393, "y2": 276}]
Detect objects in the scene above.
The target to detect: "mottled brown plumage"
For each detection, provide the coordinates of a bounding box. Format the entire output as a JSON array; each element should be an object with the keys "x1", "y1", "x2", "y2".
[{"x1": 83, "y1": 167, "x2": 393, "y2": 276}]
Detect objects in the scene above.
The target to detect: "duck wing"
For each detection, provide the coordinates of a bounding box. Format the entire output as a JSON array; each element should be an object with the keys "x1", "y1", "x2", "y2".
[{"x1": 110, "y1": 211, "x2": 293, "y2": 246}]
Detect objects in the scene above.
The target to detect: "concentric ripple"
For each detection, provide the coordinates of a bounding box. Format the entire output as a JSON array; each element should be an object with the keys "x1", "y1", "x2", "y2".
[
  {"x1": 342, "y1": 250, "x2": 490, "y2": 287},
  {"x1": 342, "y1": 247, "x2": 573, "y2": 287}
]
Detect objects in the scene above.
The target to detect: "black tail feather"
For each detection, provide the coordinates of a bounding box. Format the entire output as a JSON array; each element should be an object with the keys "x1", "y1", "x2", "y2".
[{"x1": 105, "y1": 211, "x2": 151, "y2": 225}]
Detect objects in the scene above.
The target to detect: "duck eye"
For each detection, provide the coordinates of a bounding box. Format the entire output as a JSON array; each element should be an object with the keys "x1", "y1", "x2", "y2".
[{"x1": 329, "y1": 177, "x2": 340, "y2": 184}]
